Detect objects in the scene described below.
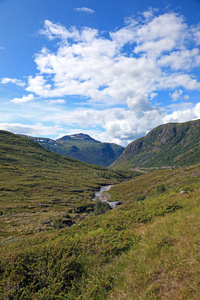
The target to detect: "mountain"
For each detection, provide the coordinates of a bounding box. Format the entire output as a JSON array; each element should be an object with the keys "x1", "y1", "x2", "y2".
[
  {"x1": 26, "y1": 133, "x2": 124, "y2": 167},
  {"x1": 0, "y1": 130, "x2": 134, "y2": 240},
  {"x1": 1, "y1": 130, "x2": 200, "y2": 299},
  {"x1": 111, "y1": 119, "x2": 200, "y2": 169}
]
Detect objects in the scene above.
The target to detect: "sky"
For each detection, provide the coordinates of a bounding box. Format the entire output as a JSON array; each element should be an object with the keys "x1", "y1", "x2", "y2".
[{"x1": 0, "y1": 0, "x2": 200, "y2": 146}]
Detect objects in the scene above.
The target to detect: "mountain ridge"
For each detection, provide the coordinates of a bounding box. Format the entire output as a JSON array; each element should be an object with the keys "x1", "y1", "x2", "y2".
[
  {"x1": 111, "y1": 119, "x2": 200, "y2": 169},
  {"x1": 24, "y1": 133, "x2": 124, "y2": 167}
]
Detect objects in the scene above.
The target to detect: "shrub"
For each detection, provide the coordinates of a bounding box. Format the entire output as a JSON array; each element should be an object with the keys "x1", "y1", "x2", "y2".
[
  {"x1": 93, "y1": 200, "x2": 111, "y2": 216},
  {"x1": 134, "y1": 195, "x2": 145, "y2": 201},
  {"x1": 52, "y1": 218, "x2": 62, "y2": 229},
  {"x1": 157, "y1": 184, "x2": 166, "y2": 194}
]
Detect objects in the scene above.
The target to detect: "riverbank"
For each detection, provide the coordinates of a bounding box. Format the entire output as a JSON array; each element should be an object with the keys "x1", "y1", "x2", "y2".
[{"x1": 92, "y1": 185, "x2": 122, "y2": 209}]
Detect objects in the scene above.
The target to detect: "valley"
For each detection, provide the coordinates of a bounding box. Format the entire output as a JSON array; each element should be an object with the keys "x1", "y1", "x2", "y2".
[{"x1": 1, "y1": 123, "x2": 200, "y2": 299}]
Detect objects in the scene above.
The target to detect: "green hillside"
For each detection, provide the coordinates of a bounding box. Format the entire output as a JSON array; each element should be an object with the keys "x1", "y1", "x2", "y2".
[
  {"x1": 1, "y1": 130, "x2": 200, "y2": 299},
  {"x1": 0, "y1": 130, "x2": 134, "y2": 241},
  {"x1": 27, "y1": 133, "x2": 124, "y2": 167},
  {"x1": 1, "y1": 158, "x2": 200, "y2": 299},
  {"x1": 111, "y1": 119, "x2": 200, "y2": 170}
]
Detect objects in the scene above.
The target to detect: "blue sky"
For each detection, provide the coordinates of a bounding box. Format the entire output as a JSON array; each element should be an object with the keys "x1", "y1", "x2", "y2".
[{"x1": 1, "y1": 0, "x2": 200, "y2": 145}]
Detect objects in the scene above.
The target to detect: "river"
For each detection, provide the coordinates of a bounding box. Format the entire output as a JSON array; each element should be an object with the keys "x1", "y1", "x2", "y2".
[{"x1": 92, "y1": 185, "x2": 119, "y2": 209}]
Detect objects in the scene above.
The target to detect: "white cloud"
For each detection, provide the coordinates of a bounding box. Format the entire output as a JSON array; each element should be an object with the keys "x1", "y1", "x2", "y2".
[
  {"x1": 170, "y1": 90, "x2": 183, "y2": 101},
  {"x1": 1, "y1": 77, "x2": 25, "y2": 87},
  {"x1": 26, "y1": 13, "x2": 200, "y2": 113},
  {"x1": 11, "y1": 94, "x2": 34, "y2": 104},
  {"x1": 0, "y1": 123, "x2": 63, "y2": 137},
  {"x1": 159, "y1": 48, "x2": 200, "y2": 70},
  {"x1": 192, "y1": 24, "x2": 200, "y2": 45},
  {"x1": 4, "y1": 10, "x2": 200, "y2": 145},
  {"x1": 42, "y1": 106, "x2": 165, "y2": 146},
  {"x1": 74, "y1": 7, "x2": 95, "y2": 14},
  {"x1": 134, "y1": 13, "x2": 187, "y2": 57},
  {"x1": 45, "y1": 99, "x2": 66, "y2": 104},
  {"x1": 39, "y1": 20, "x2": 81, "y2": 41}
]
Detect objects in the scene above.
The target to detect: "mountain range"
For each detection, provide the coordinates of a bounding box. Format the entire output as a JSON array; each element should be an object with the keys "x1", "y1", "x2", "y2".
[
  {"x1": 112, "y1": 119, "x2": 200, "y2": 169},
  {"x1": 1, "y1": 124, "x2": 200, "y2": 299},
  {"x1": 1, "y1": 128, "x2": 200, "y2": 299},
  {"x1": 24, "y1": 133, "x2": 124, "y2": 167},
  {"x1": 23, "y1": 119, "x2": 200, "y2": 170}
]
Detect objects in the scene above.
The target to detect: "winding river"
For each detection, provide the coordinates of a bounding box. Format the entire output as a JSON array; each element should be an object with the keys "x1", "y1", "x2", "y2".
[{"x1": 92, "y1": 185, "x2": 119, "y2": 209}]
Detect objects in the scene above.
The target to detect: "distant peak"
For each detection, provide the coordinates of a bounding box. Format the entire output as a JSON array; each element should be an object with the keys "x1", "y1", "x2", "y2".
[{"x1": 56, "y1": 133, "x2": 100, "y2": 143}]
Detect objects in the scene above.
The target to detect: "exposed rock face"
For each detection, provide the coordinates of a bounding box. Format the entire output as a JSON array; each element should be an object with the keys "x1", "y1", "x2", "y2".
[{"x1": 112, "y1": 119, "x2": 200, "y2": 169}]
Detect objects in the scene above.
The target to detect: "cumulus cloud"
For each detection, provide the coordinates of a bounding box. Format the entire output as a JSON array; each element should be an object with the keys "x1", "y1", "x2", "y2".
[
  {"x1": 11, "y1": 94, "x2": 34, "y2": 104},
  {"x1": 170, "y1": 90, "x2": 183, "y2": 101},
  {"x1": 27, "y1": 13, "x2": 200, "y2": 111},
  {"x1": 42, "y1": 107, "x2": 165, "y2": 146},
  {"x1": 163, "y1": 102, "x2": 200, "y2": 123},
  {"x1": 1, "y1": 77, "x2": 25, "y2": 87},
  {"x1": 5, "y1": 10, "x2": 200, "y2": 145},
  {"x1": 159, "y1": 48, "x2": 200, "y2": 70},
  {"x1": 74, "y1": 7, "x2": 95, "y2": 14}
]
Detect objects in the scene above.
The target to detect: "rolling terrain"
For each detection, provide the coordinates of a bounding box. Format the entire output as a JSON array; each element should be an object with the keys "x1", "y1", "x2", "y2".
[
  {"x1": 1, "y1": 129, "x2": 200, "y2": 299},
  {"x1": 112, "y1": 119, "x2": 200, "y2": 170},
  {"x1": 0, "y1": 130, "x2": 134, "y2": 242}
]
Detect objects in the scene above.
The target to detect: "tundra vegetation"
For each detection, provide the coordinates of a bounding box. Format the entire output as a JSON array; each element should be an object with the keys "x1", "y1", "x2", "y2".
[{"x1": 0, "y1": 130, "x2": 200, "y2": 299}]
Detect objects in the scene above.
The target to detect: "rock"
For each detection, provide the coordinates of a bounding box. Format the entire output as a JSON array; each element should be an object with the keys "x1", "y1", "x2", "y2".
[
  {"x1": 64, "y1": 214, "x2": 71, "y2": 219},
  {"x1": 74, "y1": 214, "x2": 84, "y2": 220},
  {"x1": 115, "y1": 201, "x2": 124, "y2": 206},
  {"x1": 62, "y1": 219, "x2": 74, "y2": 226},
  {"x1": 29, "y1": 175, "x2": 38, "y2": 178},
  {"x1": 75, "y1": 206, "x2": 87, "y2": 213}
]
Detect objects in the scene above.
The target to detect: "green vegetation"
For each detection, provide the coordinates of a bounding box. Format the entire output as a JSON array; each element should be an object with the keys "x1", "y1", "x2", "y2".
[
  {"x1": 112, "y1": 119, "x2": 200, "y2": 170},
  {"x1": 26, "y1": 133, "x2": 124, "y2": 167},
  {"x1": 1, "y1": 130, "x2": 200, "y2": 299},
  {"x1": 157, "y1": 184, "x2": 166, "y2": 194},
  {"x1": 93, "y1": 200, "x2": 111, "y2": 216},
  {"x1": 0, "y1": 130, "x2": 136, "y2": 241}
]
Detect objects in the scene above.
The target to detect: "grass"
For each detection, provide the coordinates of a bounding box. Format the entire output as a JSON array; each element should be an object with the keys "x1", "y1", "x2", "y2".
[
  {"x1": 108, "y1": 194, "x2": 200, "y2": 299},
  {"x1": 1, "y1": 166, "x2": 200, "y2": 299},
  {"x1": 0, "y1": 131, "x2": 200, "y2": 299},
  {"x1": 0, "y1": 130, "x2": 137, "y2": 242}
]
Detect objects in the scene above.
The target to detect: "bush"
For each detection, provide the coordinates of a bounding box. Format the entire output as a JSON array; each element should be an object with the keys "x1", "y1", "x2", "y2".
[
  {"x1": 52, "y1": 218, "x2": 62, "y2": 229},
  {"x1": 134, "y1": 195, "x2": 145, "y2": 201},
  {"x1": 93, "y1": 200, "x2": 111, "y2": 216},
  {"x1": 157, "y1": 184, "x2": 166, "y2": 194}
]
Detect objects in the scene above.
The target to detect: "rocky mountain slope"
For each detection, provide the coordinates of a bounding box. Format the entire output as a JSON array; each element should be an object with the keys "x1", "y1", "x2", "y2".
[
  {"x1": 26, "y1": 133, "x2": 124, "y2": 167},
  {"x1": 111, "y1": 119, "x2": 200, "y2": 169}
]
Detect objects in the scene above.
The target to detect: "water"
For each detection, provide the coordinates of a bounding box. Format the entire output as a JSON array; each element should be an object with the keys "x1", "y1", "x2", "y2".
[{"x1": 92, "y1": 185, "x2": 119, "y2": 209}]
